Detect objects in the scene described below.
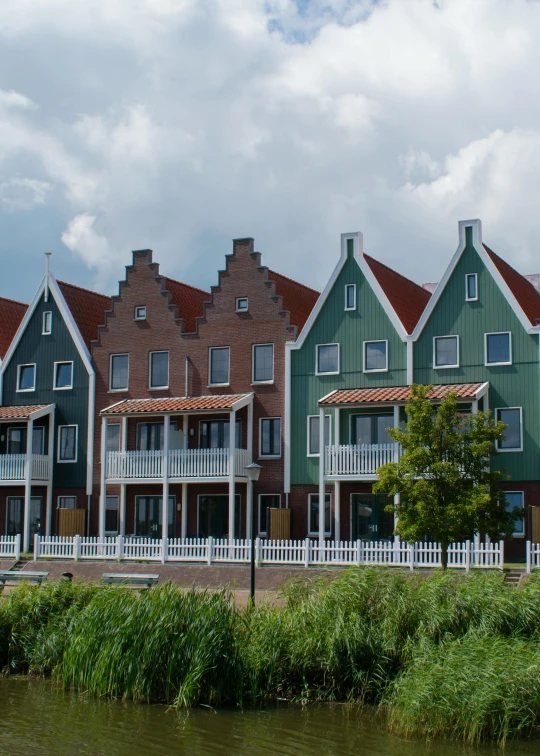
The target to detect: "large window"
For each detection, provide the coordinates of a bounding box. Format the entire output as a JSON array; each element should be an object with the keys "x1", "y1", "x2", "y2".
[
  {"x1": 258, "y1": 493, "x2": 281, "y2": 535},
  {"x1": 308, "y1": 493, "x2": 331, "y2": 536},
  {"x1": 465, "y1": 273, "x2": 478, "y2": 301},
  {"x1": 209, "y1": 347, "x2": 230, "y2": 386},
  {"x1": 110, "y1": 354, "x2": 129, "y2": 391},
  {"x1": 260, "y1": 418, "x2": 281, "y2": 457},
  {"x1": 199, "y1": 419, "x2": 241, "y2": 449},
  {"x1": 316, "y1": 344, "x2": 340, "y2": 375},
  {"x1": 53, "y1": 361, "x2": 73, "y2": 390},
  {"x1": 57, "y1": 425, "x2": 78, "y2": 462},
  {"x1": 105, "y1": 495, "x2": 119, "y2": 534},
  {"x1": 307, "y1": 414, "x2": 332, "y2": 456},
  {"x1": 433, "y1": 335, "x2": 459, "y2": 368},
  {"x1": 149, "y1": 351, "x2": 169, "y2": 389},
  {"x1": 364, "y1": 340, "x2": 388, "y2": 372},
  {"x1": 352, "y1": 415, "x2": 392, "y2": 445},
  {"x1": 137, "y1": 422, "x2": 177, "y2": 451},
  {"x1": 485, "y1": 332, "x2": 512, "y2": 366},
  {"x1": 107, "y1": 424, "x2": 121, "y2": 452},
  {"x1": 252, "y1": 344, "x2": 274, "y2": 383},
  {"x1": 345, "y1": 284, "x2": 356, "y2": 311},
  {"x1": 17, "y1": 364, "x2": 36, "y2": 392},
  {"x1": 505, "y1": 491, "x2": 524, "y2": 537},
  {"x1": 496, "y1": 408, "x2": 523, "y2": 452},
  {"x1": 135, "y1": 495, "x2": 174, "y2": 538},
  {"x1": 7, "y1": 426, "x2": 44, "y2": 455}
]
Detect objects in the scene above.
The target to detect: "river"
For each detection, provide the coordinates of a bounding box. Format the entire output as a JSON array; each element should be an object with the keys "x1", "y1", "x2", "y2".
[{"x1": 0, "y1": 678, "x2": 537, "y2": 755}]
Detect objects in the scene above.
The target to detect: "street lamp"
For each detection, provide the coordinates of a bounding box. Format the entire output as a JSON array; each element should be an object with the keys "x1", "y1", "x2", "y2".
[{"x1": 245, "y1": 462, "x2": 262, "y2": 605}]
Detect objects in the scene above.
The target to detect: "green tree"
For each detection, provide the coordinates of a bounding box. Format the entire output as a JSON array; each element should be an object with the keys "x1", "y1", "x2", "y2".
[{"x1": 373, "y1": 384, "x2": 519, "y2": 569}]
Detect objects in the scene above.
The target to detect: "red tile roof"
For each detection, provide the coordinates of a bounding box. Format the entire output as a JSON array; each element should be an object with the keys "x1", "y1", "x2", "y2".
[
  {"x1": 102, "y1": 394, "x2": 251, "y2": 415},
  {"x1": 320, "y1": 383, "x2": 486, "y2": 405},
  {"x1": 0, "y1": 404, "x2": 50, "y2": 420},
  {"x1": 364, "y1": 254, "x2": 431, "y2": 335},
  {"x1": 268, "y1": 270, "x2": 320, "y2": 332},
  {"x1": 164, "y1": 277, "x2": 209, "y2": 333},
  {"x1": 483, "y1": 245, "x2": 540, "y2": 326},
  {"x1": 0, "y1": 297, "x2": 27, "y2": 359},
  {"x1": 58, "y1": 281, "x2": 112, "y2": 349}
]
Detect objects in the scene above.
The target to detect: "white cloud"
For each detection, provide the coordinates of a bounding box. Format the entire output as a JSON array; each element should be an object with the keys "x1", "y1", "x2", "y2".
[
  {"x1": 0, "y1": 88, "x2": 37, "y2": 110},
  {"x1": 61, "y1": 214, "x2": 117, "y2": 286},
  {"x1": 0, "y1": 178, "x2": 50, "y2": 210}
]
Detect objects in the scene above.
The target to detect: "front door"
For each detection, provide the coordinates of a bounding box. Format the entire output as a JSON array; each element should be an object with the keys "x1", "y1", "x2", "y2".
[
  {"x1": 135, "y1": 496, "x2": 174, "y2": 537},
  {"x1": 6, "y1": 496, "x2": 43, "y2": 543},
  {"x1": 351, "y1": 494, "x2": 394, "y2": 541},
  {"x1": 198, "y1": 495, "x2": 241, "y2": 539}
]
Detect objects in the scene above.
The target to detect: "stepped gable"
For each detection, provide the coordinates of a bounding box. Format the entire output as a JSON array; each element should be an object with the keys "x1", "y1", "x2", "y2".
[
  {"x1": 57, "y1": 281, "x2": 112, "y2": 349},
  {"x1": 363, "y1": 254, "x2": 431, "y2": 335},
  {"x1": 483, "y1": 244, "x2": 540, "y2": 326},
  {"x1": 267, "y1": 269, "x2": 320, "y2": 332},
  {"x1": 0, "y1": 296, "x2": 27, "y2": 359},
  {"x1": 163, "y1": 277, "x2": 210, "y2": 333}
]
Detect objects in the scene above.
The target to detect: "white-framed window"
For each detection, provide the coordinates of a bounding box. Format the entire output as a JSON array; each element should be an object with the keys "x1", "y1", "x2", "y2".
[
  {"x1": 110, "y1": 353, "x2": 129, "y2": 391},
  {"x1": 485, "y1": 332, "x2": 512, "y2": 366},
  {"x1": 209, "y1": 346, "x2": 230, "y2": 386},
  {"x1": 505, "y1": 491, "x2": 524, "y2": 537},
  {"x1": 105, "y1": 495, "x2": 119, "y2": 534},
  {"x1": 53, "y1": 361, "x2": 73, "y2": 390},
  {"x1": 363, "y1": 340, "x2": 388, "y2": 373},
  {"x1": 236, "y1": 297, "x2": 248, "y2": 312},
  {"x1": 135, "y1": 306, "x2": 147, "y2": 320},
  {"x1": 345, "y1": 284, "x2": 356, "y2": 311},
  {"x1": 307, "y1": 414, "x2": 332, "y2": 457},
  {"x1": 106, "y1": 423, "x2": 121, "y2": 452},
  {"x1": 308, "y1": 493, "x2": 332, "y2": 536},
  {"x1": 496, "y1": 407, "x2": 523, "y2": 452},
  {"x1": 433, "y1": 335, "x2": 459, "y2": 369},
  {"x1": 7, "y1": 426, "x2": 44, "y2": 454},
  {"x1": 465, "y1": 273, "x2": 478, "y2": 301},
  {"x1": 57, "y1": 496, "x2": 77, "y2": 509},
  {"x1": 57, "y1": 425, "x2": 78, "y2": 463},
  {"x1": 316, "y1": 343, "x2": 340, "y2": 375},
  {"x1": 42, "y1": 311, "x2": 52, "y2": 335},
  {"x1": 258, "y1": 493, "x2": 281, "y2": 536},
  {"x1": 149, "y1": 351, "x2": 169, "y2": 389},
  {"x1": 259, "y1": 417, "x2": 281, "y2": 458},
  {"x1": 16, "y1": 363, "x2": 36, "y2": 392},
  {"x1": 252, "y1": 343, "x2": 274, "y2": 383}
]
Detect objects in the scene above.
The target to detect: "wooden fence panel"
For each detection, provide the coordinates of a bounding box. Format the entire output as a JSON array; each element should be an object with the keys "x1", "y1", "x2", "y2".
[
  {"x1": 268, "y1": 508, "x2": 290, "y2": 541},
  {"x1": 58, "y1": 508, "x2": 86, "y2": 537}
]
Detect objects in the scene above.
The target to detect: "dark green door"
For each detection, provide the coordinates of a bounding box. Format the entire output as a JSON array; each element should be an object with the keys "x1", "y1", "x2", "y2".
[
  {"x1": 198, "y1": 495, "x2": 241, "y2": 539},
  {"x1": 351, "y1": 494, "x2": 394, "y2": 541}
]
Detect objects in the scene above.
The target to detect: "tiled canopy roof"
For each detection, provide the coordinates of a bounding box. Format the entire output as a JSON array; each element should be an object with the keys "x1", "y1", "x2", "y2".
[
  {"x1": 319, "y1": 383, "x2": 487, "y2": 406},
  {"x1": 102, "y1": 394, "x2": 251, "y2": 415},
  {"x1": 58, "y1": 281, "x2": 112, "y2": 348},
  {"x1": 483, "y1": 245, "x2": 540, "y2": 326},
  {"x1": 268, "y1": 270, "x2": 320, "y2": 332},
  {"x1": 0, "y1": 404, "x2": 51, "y2": 420},
  {"x1": 364, "y1": 254, "x2": 432, "y2": 335},
  {"x1": 0, "y1": 297, "x2": 27, "y2": 359},
  {"x1": 164, "y1": 277, "x2": 210, "y2": 332}
]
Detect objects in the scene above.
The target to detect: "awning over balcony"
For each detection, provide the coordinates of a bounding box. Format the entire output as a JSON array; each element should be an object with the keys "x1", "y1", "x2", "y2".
[
  {"x1": 319, "y1": 383, "x2": 489, "y2": 407},
  {"x1": 101, "y1": 393, "x2": 253, "y2": 416},
  {"x1": 0, "y1": 404, "x2": 55, "y2": 421}
]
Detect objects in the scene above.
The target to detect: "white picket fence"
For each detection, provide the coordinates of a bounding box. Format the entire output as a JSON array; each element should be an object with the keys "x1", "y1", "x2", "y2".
[
  {"x1": 106, "y1": 448, "x2": 250, "y2": 480},
  {"x1": 0, "y1": 534, "x2": 21, "y2": 559},
  {"x1": 324, "y1": 443, "x2": 396, "y2": 476},
  {"x1": 0, "y1": 453, "x2": 51, "y2": 482},
  {"x1": 32, "y1": 534, "x2": 505, "y2": 570},
  {"x1": 526, "y1": 542, "x2": 540, "y2": 573}
]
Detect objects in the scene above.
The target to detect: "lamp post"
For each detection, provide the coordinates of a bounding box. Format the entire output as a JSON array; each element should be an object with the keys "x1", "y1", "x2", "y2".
[{"x1": 245, "y1": 462, "x2": 262, "y2": 605}]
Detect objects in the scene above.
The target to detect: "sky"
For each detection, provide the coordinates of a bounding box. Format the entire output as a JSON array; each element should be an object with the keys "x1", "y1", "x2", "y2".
[{"x1": 1, "y1": 0, "x2": 540, "y2": 302}]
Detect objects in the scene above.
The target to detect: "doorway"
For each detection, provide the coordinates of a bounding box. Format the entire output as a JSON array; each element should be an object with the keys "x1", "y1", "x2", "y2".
[
  {"x1": 351, "y1": 493, "x2": 394, "y2": 541},
  {"x1": 198, "y1": 494, "x2": 241, "y2": 539},
  {"x1": 134, "y1": 495, "x2": 175, "y2": 537},
  {"x1": 6, "y1": 496, "x2": 43, "y2": 542}
]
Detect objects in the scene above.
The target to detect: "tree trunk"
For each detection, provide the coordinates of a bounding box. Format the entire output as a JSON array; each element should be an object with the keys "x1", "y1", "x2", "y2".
[{"x1": 441, "y1": 541, "x2": 449, "y2": 571}]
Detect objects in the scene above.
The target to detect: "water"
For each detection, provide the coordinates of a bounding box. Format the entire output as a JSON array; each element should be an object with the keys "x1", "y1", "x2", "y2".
[{"x1": 0, "y1": 678, "x2": 538, "y2": 756}]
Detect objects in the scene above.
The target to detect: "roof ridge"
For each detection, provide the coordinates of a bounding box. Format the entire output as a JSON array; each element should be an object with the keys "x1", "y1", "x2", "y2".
[
  {"x1": 57, "y1": 279, "x2": 111, "y2": 301},
  {"x1": 267, "y1": 268, "x2": 320, "y2": 295}
]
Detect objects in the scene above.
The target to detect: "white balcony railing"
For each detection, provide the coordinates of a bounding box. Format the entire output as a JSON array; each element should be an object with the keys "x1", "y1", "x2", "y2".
[
  {"x1": 106, "y1": 448, "x2": 251, "y2": 480},
  {"x1": 0, "y1": 454, "x2": 51, "y2": 482},
  {"x1": 324, "y1": 443, "x2": 396, "y2": 476}
]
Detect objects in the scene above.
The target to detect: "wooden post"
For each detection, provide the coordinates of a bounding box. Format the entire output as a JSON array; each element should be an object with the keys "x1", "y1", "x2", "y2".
[
  {"x1": 526, "y1": 540, "x2": 531, "y2": 574},
  {"x1": 120, "y1": 416, "x2": 127, "y2": 536},
  {"x1": 23, "y1": 417, "x2": 34, "y2": 553},
  {"x1": 162, "y1": 415, "x2": 170, "y2": 539},
  {"x1": 318, "y1": 407, "x2": 325, "y2": 546},
  {"x1": 228, "y1": 410, "x2": 236, "y2": 541},
  {"x1": 45, "y1": 406, "x2": 55, "y2": 537},
  {"x1": 181, "y1": 415, "x2": 188, "y2": 538},
  {"x1": 99, "y1": 416, "x2": 108, "y2": 538},
  {"x1": 334, "y1": 481, "x2": 340, "y2": 542}
]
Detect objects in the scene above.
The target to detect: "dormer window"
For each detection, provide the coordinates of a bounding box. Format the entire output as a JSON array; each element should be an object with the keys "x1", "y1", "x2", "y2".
[
  {"x1": 236, "y1": 297, "x2": 248, "y2": 312},
  {"x1": 465, "y1": 273, "x2": 478, "y2": 301},
  {"x1": 42, "y1": 311, "x2": 52, "y2": 335},
  {"x1": 135, "y1": 306, "x2": 147, "y2": 321}
]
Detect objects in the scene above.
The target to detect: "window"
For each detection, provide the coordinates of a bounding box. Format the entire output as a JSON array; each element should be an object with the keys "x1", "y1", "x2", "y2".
[
  {"x1": 260, "y1": 418, "x2": 281, "y2": 457},
  {"x1": 496, "y1": 408, "x2": 523, "y2": 452},
  {"x1": 253, "y1": 344, "x2": 274, "y2": 383},
  {"x1": 199, "y1": 419, "x2": 241, "y2": 449},
  {"x1": 107, "y1": 424, "x2": 121, "y2": 452},
  {"x1": 433, "y1": 336, "x2": 459, "y2": 368},
  {"x1": 105, "y1": 495, "x2": 119, "y2": 534},
  {"x1": 258, "y1": 493, "x2": 281, "y2": 535},
  {"x1": 58, "y1": 425, "x2": 78, "y2": 462},
  {"x1": 135, "y1": 495, "x2": 174, "y2": 538},
  {"x1": 149, "y1": 351, "x2": 169, "y2": 389},
  {"x1": 17, "y1": 364, "x2": 36, "y2": 392},
  {"x1": 236, "y1": 297, "x2": 248, "y2": 312},
  {"x1": 137, "y1": 422, "x2": 177, "y2": 451},
  {"x1": 316, "y1": 344, "x2": 340, "y2": 375},
  {"x1": 485, "y1": 332, "x2": 512, "y2": 366},
  {"x1": 308, "y1": 493, "x2": 332, "y2": 536},
  {"x1": 209, "y1": 347, "x2": 230, "y2": 386},
  {"x1": 345, "y1": 284, "x2": 356, "y2": 311},
  {"x1": 505, "y1": 491, "x2": 524, "y2": 537},
  {"x1": 135, "y1": 306, "x2": 147, "y2": 320},
  {"x1": 307, "y1": 414, "x2": 332, "y2": 456},
  {"x1": 465, "y1": 273, "x2": 478, "y2": 301},
  {"x1": 110, "y1": 353, "x2": 129, "y2": 391},
  {"x1": 42, "y1": 311, "x2": 52, "y2": 335},
  {"x1": 58, "y1": 496, "x2": 77, "y2": 509},
  {"x1": 53, "y1": 361, "x2": 73, "y2": 390},
  {"x1": 7, "y1": 426, "x2": 44, "y2": 455},
  {"x1": 352, "y1": 415, "x2": 392, "y2": 445},
  {"x1": 364, "y1": 340, "x2": 388, "y2": 372}
]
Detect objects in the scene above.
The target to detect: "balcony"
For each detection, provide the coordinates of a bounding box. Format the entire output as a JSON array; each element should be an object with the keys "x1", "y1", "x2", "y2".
[
  {"x1": 106, "y1": 448, "x2": 251, "y2": 482},
  {"x1": 324, "y1": 443, "x2": 397, "y2": 478},
  {"x1": 0, "y1": 454, "x2": 51, "y2": 483}
]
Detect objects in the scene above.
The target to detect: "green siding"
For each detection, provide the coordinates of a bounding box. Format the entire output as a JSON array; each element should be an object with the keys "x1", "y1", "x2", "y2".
[{"x1": 2, "y1": 290, "x2": 90, "y2": 488}]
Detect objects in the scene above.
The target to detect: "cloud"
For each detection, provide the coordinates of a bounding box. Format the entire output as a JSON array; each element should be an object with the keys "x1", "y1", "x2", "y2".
[
  {"x1": 61, "y1": 214, "x2": 117, "y2": 286},
  {"x1": 0, "y1": 88, "x2": 37, "y2": 110},
  {"x1": 0, "y1": 178, "x2": 50, "y2": 211}
]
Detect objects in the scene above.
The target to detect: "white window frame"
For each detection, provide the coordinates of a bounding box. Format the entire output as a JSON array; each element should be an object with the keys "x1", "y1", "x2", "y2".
[
  {"x1": 307, "y1": 414, "x2": 332, "y2": 457},
  {"x1": 505, "y1": 490, "x2": 525, "y2": 538},
  {"x1": 16, "y1": 363, "x2": 36, "y2": 393},
  {"x1": 433, "y1": 335, "x2": 460, "y2": 369},
  {"x1": 307, "y1": 492, "x2": 332, "y2": 536},
  {"x1": 465, "y1": 273, "x2": 478, "y2": 302},
  {"x1": 109, "y1": 353, "x2": 129, "y2": 392},
  {"x1": 105, "y1": 494, "x2": 120, "y2": 535},
  {"x1": 57, "y1": 424, "x2": 78, "y2": 463},
  {"x1": 344, "y1": 284, "x2": 356, "y2": 311},
  {"x1": 258, "y1": 493, "x2": 281, "y2": 536},
  {"x1": 236, "y1": 297, "x2": 248, "y2": 312},
  {"x1": 42, "y1": 311, "x2": 52, "y2": 335},
  {"x1": 208, "y1": 346, "x2": 230, "y2": 387},
  {"x1": 57, "y1": 496, "x2": 77, "y2": 509},
  {"x1": 259, "y1": 417, "x2": 281, "y2": 459},
  {"x1": 363, "y1": 339, "x2": 388, "y2": 373},
  {"x1": 315, "y1": 343, "x2": 340, "y2": 376},
  {"x1": 148, "y1": 350, "x2": 169, "y2": 390},
  {"x1": 484, "y1": 331, "x2": 512, "y2": 367},
  {"x1": 134, "y1": 306, "x2": 147, "y2": 321},
  {"x1": 495, "y1": 407, "x2": 523, "y2": 452},
  {"x1": 53, "y1": 360, "x2": 74, "y2": 390},
  {"x1": 106, "y1": 423, "x2": 121, "y2": 452},
  {"x1": 252, "y1": 343, "x2": 274, "y2": 384}
]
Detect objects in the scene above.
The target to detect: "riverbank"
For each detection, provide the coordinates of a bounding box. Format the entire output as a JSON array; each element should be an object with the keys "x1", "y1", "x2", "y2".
[{"x1": 1, "y1": 569, "x2": 540, "y2": 745}]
